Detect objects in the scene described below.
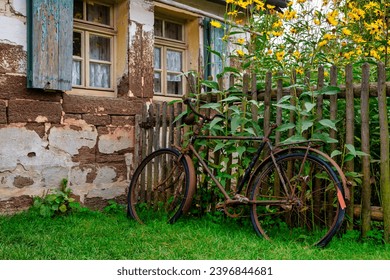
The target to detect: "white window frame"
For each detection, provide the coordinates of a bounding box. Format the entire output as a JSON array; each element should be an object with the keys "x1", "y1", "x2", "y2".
[{"x1": 70, "y1": 0, "x2": 117, "y2": 97}]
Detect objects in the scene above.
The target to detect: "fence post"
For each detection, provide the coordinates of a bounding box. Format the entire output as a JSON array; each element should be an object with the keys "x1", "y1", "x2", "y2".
[
  {"x1": 275, "y1": 71, "x2": 283, "y2": 144},
  {"x1": 264, "y1": 72, "x2": 272, "y2": 135},
  {"x1": 360, "y1": 63, "x2": 371, "y2": 237},
  {"x1": 378, "y1": 62, "x2": 390, "y2": 243},
  {"x1": 345, "y1": 64, "x2": 355, "y2": 231}
]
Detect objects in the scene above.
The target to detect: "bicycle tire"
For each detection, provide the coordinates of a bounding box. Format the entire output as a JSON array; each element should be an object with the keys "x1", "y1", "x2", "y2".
[
  {"x1": 249, "y1": 152, "x2": 345, "y2": 247},
  {"x1": 128, "y1": 148, "x2": 194, "y2": 224}
]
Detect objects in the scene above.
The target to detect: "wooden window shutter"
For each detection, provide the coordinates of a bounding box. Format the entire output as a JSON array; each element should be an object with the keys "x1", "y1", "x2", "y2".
[{"x1": 27, "y1": 0, "x2": 73, "y2": 91}]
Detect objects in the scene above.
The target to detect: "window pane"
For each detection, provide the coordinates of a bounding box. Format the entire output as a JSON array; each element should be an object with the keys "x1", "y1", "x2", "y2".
[
  {"x1": 73, "y1": 32, "x2": 82, "y2": 57},
  {"x1": 89, "y1": 35, "x2": 110, "y2": 61},
  {"x1": 166, "y1": 50, "x2": 182, "y2": 72},
  {"x1": 165, "y1": 21, "x2": 182, "y2": 41},
  {"x1": 90, "y1": 62, "x2": 110, "y2": 88},
  {"x1": 154, "y1": 47, "x2": 161, "y2": 69},
  {"x1": 74, "y1": 0, "x2": 83, "y2": 19},
  {"x1": 87, "y1": 3, "x2": 110, "y2": 25},
  {"x1": 154, "y1": 72, "x2": 161, "y2": 93},
  {"x1": 154, "y1": 19, "x2": 163, "y2": 37},
  {"x1": 72, "y1": 61, "x2": 82, "y2": 86},
  {"x1": 167, "y1": 74, "x2": 182, "y2": 95}
]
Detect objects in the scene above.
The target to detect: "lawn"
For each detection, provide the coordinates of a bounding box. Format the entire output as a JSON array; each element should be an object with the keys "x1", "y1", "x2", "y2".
[{"x1": 0, "y1": 209, "x2": 389, "y2": 260}]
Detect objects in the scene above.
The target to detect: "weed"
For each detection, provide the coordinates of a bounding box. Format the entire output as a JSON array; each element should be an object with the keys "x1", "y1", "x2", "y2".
[{"x1": 31, "y1": 179, "x2": 83, "y2": 218}]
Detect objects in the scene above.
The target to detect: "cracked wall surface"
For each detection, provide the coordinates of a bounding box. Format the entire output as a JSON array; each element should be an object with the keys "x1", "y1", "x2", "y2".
[{"x1": 0, "y1": 0, "x2": 152, "y2": 213}]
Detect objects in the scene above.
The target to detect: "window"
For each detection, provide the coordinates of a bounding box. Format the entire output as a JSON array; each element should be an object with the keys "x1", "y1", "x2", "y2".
[
  {"x1": 71, "y1": 0, "x2": 116, "y2": 96},
  {"x1": 154, "y1": 18, "x2": 186, "y2": 97}
]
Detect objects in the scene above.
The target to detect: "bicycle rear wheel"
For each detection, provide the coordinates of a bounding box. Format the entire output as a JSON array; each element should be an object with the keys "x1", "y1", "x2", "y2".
[
  {"x1": 249, "y1": 153, "x2": 345, "y2": 247},
  {"x1": 128, "y1": 148, "x2": 194, "y2": 224}
]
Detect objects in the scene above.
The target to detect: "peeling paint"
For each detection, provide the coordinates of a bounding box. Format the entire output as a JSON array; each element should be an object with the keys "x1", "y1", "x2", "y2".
[{"x1": 98, "y1": 127, "x2": 134, "y2": 154}]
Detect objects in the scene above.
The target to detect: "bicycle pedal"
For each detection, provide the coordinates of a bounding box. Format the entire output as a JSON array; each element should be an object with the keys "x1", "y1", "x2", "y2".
[
  {"x1": 216, "y1": 203, "x2": 225, "y2": 211},
  {"x1": 233, "y1": 194, "x2": 249, "y2": 204}
]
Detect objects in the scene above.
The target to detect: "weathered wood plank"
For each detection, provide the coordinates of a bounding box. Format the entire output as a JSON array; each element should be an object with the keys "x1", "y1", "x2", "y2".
[
  {"x1": 378, "y1": 62, "x2": 390, "y2": 243},
  {"x1": 28, "y1": 0, "x2": 73, "y2": 90},
  {"x1": 360, "y1": 63, "x2": 371, "y2": 237}
]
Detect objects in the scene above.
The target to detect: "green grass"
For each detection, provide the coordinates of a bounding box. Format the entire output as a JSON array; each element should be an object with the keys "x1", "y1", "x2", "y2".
[{"x1": 0, "y1": 210, "x2": 389, "y2": 260}]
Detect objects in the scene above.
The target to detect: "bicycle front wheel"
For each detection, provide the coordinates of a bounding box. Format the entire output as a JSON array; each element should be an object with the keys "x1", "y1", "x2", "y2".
[
  {"x1": 128, "y1": 148, "x2": 194, "y2": 225},
  {"x1": 249, "y1": 153, "x2": 345, "y2": 247}
]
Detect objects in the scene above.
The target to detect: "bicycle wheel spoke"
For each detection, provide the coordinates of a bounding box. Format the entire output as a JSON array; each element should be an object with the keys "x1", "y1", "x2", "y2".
[
  {"x1": 250, "y1": 153, "x2": 345, "y2": 247},
  {"x1": 128, "y1": 149, "x2": 190, "y2": 224}
]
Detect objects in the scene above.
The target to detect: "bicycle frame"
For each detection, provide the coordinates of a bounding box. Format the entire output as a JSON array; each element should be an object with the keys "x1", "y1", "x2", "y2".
[{"x1": 181, "y1": 98, "x2": 347, "y2": 210}]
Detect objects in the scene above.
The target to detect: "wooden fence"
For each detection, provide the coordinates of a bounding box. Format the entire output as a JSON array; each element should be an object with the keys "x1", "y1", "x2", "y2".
[{"x1": 133, "y1": 62, "x2": 390, "y2": 240}]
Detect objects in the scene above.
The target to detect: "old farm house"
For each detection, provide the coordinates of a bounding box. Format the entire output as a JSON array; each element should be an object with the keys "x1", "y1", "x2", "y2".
[{"x1": 0, "y1": 0, "x2": 227, "y2": 213}]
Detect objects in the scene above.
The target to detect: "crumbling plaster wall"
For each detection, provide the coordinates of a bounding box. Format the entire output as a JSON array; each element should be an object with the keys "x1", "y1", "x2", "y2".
[{"x1": 0, "y1": 0, "x2": 153, "y2": 213}]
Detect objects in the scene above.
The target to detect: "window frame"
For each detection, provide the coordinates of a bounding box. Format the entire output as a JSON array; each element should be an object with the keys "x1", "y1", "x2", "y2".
[
  {"x1": 69, "y1": 0, "x2": 117, "y2": 97},
  {"x1": 153, "y1": 17, "x2": 187, "y2": 98}
]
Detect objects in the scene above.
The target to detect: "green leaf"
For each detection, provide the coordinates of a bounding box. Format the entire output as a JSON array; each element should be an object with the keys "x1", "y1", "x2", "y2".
[
  {"x1": 345, "y1": 144, "x2": 356, "y2": 156},
  {"x1": 301, "y1": 120, "x2": 314, "y2": 132},
  {"x1": 231, "y1": 115, "x2": 241, "y2": 133},
  {"x1": 236, "y1": 146, "x2": 246, "y2": 158},
  {"x1": 209, "y1": 117, "x2": 223, "y2": 130},
  {"x1": 59, "y1": 204, "x2": 67, "y2": 213},
  {"x1": 331, "y1": 150, "x2": 342, "y2": 158},
  {"x1": 201, "y1": 80, "x2": 219, "y2": 90},
  {"x1": 304, "y1": 102, "x2": 316, "y2": 112},
  {"x1": 276, "y1": 123, "x2": 295, "y2": 132},
  {"x1": 200, "y1": 103, "x2": 221, "y2": 111},
  {"x1": 318, "y1": 119, "x2": 337, "y2": 131},
  {"x1": 173, "y1": 110, "x2": 188, "y2": 124},
  {"x1": 220, "y1": 96, "x2": 241, "y2": 103},
  {"x1": 281, "y1": 135, "x2": 307, "y2": 144},
  {"x1": 244, "y1": 127, "x2": 256, "y2": 136},
  {"x1": 318, "y1": 86, "x2": 340, "y2": 95},
  {"x1": 214, "y1": 141, "x2": 226, "y2": 153},
  {"x1": 274, "y1": 103, "x2": 297, "y2": 111},
  {"x1": 223, "y1": 67, "x2": 241, "y2": 75}
]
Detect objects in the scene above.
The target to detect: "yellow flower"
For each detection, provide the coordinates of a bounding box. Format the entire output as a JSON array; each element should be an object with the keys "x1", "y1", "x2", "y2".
[
  {"x1": 323, "y1": 33, "x2": 335, "y2": 40},
  {"x1": 272, "y1": 20, "x2": 283, "y2": 28},
  {"x1": 343, "y1": 51, "x2": 354, "y2": 60},
  {"x1": 314, "y1": 19, "x2": 321, "y2": 25},
  {"x1": 267, "y1": 49, "x2": 273, "y2": 55},
  {"x1": 266, "y1": 4, "x2": 275, "y2": 10},
  {"x1": 318, "y1": 40, "x2": 328, "y2": 47},
  {"x1": 227, "y1": 10, "x2": 238, "y2": 17},
  {"x1": 326, "y1": 10, "x2": 339, "y2": 26},
  {"x1": 297, "y1": 0, "x2": 306, "y2": 3},
  {"x1": 296, "y1": 67, "x2": 304, "y2": 75},
  {"x1": 342, "y1": 28, "x2": 352, "y2": 36},
  {"x1": 255, "y1": 2, "x2": 265, "y2": 11},
  {"x1": 210, "y1": 20, "x2": 222, "y2": 29},
  {"x1": 293, "y1": 50, "x2": 301, "y2": 59},
  {"x1": 271, "y1": 30, "x2": 283, "y2": 37},
  {"x1": 283, "y1": 10, "x2": 297, "y2": 21},
  {"x1": 324, "y1": 71, "x2": 329, "y2": 78},
  {"x1": 237, "y1": 38, "x2": 246, "y2": 44},
  {"x1": 236, "y1": 49, "x2": 245, "y2": 57},
  {"x1": 370, "y1": 49, "x2": 380, "y2": 60},
  {"x1": 364, "y1": 2, "x2": 380, "y2": 10},
  {"x1": 276, "y1": 51, "x2": 285, "y2": 61}
]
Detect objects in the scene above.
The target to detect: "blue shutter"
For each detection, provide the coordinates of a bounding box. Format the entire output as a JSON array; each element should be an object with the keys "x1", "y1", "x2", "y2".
[{"x1": 27, "y1": 0, "x2": 73, "y2": 91}]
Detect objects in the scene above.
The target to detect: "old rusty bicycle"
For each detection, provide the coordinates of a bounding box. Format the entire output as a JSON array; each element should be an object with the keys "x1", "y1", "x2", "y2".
[{"x1": 127, "y1": 98, "x2": 348, "y2": 247}]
